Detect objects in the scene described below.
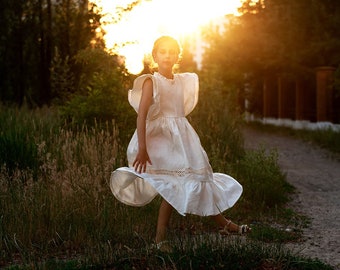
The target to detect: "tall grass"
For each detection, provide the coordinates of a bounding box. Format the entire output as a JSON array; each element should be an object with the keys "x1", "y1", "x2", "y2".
[
  {"x1": 233, "y1": 148, "x2": 294, "y2": 211},
  {"x1": 0, "y1": 105, "x2": 138, "y2": 266},
  {"x1": 0, "y1": 105, "x2": 332, "y2": 269}
]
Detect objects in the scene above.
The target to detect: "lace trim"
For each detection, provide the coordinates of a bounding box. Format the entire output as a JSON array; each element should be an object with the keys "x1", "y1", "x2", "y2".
[{"x1": 146, "y1": 167, "x2": 208, "y2": 177}]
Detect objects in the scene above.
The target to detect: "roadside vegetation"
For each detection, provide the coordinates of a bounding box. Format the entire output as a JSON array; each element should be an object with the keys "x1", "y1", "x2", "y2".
[
  {"x1": 246, "y1": 121, "x2": 340, "y2": 158},
  {"x1": 0, "y1": 89, "x2": 333, "y2": 269}
]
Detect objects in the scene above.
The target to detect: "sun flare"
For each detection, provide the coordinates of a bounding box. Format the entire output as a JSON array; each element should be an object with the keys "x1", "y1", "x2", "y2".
[{"x1": 92, "y1": 0, "x2": 243, "y2": 74}]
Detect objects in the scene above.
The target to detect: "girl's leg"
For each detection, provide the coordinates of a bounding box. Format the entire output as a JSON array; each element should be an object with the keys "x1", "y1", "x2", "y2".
[
  {"x1": 210, "y1": 214, "x2": 242, "y2": 232},
  {"x1": 155, "y1": 199, "x2": 173, "y2": 243}
]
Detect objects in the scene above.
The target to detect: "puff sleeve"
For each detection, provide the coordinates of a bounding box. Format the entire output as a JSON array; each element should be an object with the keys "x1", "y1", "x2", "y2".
[
  {"x1": 179, "y1": 73, "x2": 199, "y2": 116},
  {"x1": 128, "y1": 74, "x2": 160, "y2": 120}
]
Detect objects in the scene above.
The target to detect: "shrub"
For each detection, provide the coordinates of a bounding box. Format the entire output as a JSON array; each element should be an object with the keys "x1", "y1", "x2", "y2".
[
  {"x1": 60, "y1": 48, "x2": 135, "y2": 137},
  {"x1": 234, "y1": 148, "x2": 294, "y2": 209}
]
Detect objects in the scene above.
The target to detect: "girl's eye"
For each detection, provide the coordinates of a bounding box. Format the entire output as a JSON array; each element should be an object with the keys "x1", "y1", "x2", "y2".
[{"x1": 158, "y1": 49, "x2": 176, "y2": 55}]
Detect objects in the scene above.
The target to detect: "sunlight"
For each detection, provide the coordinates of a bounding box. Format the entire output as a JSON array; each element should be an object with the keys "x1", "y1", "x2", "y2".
[{"x1": 92, "y1": 0, "x2": 243, "y2": 74}]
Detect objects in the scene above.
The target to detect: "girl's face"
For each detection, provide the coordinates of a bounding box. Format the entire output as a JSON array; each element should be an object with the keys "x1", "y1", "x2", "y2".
[{"x1": 153, "y1": 41, "x2": 179, "y2": 72}]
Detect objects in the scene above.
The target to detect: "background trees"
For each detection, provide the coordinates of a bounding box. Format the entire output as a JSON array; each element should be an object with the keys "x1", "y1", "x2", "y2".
[
  {"x1": 1, "y1": 0, "x2": 340, "y2": 122},
  {"x1": 201, "y1": 0, "x2": 340, "y2": 121},
  {"x1": 0, "y1": 0, "x2": 107, "y2": 106}
]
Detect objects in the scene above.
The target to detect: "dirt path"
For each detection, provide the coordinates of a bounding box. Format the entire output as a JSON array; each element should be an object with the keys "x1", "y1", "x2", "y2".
[{"x1": 242, "y1": 127, "x2": 340, "y2": 269}]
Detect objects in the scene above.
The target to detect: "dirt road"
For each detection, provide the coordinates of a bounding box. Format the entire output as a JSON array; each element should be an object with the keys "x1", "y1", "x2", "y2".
[{"x1": 242, "y1": 127, "x2": 340, "y2": 269}]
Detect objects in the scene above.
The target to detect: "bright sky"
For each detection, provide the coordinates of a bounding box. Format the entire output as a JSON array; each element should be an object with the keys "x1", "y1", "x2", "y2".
[{"x1": 92, "y1": 0, "x2": 243, "y2": 74}]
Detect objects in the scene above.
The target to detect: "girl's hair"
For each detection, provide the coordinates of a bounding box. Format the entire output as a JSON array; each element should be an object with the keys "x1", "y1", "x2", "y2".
[
  {"x1": 149, "y1": 36, "x2": 182, "y2": 72},
  {"x1": 152, "y1": 36, "x2": 182, "y2": 57}
]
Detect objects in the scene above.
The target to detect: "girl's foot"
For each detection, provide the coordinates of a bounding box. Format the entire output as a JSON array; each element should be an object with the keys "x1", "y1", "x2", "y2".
[
  {"x1": 219, "y1": 220, "x2": 251, "y2": 236},
  {"x1": 152, "y1": 240, "x2": 172, "y2": 252}
]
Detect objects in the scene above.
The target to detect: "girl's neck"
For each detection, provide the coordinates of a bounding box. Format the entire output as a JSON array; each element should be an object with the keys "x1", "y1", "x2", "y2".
[{"x1": 158, "y1": 70, "x2": 174, "y2": 80}]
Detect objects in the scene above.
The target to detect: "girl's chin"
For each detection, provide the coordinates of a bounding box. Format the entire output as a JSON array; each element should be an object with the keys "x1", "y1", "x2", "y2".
[
  {"x1": 162, "y1": 61, "x2": 173, "y2": 66},
  {"x1": 160, "y1": 64, "x2": 173, "y2": 70}
]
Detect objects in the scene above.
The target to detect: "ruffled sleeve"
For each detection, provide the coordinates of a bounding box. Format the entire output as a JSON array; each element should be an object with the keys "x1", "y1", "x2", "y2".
[
  {"x1": 178, "y1": 73, "x2": 199, "y2": 116},
  {"x1": 128, "y1": 74, "x2": 160, "y2": 120}
]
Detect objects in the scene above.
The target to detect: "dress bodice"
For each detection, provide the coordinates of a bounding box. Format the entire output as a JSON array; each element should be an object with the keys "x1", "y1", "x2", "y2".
[
  {"x1": 128, "y1": 72, "x2": 199, "y2": 120},
  {"x1": 154, "y1": 72, "x2": 185, "y2": 118}
]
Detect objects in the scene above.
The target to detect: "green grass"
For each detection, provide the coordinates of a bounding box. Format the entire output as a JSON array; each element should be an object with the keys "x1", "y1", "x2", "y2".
[
  {"x1": 3, "y1": 238, "x2": 332, "y2": 270},
  {"x1": 246, "y1": 121, "x2": 340, "y2": 157},
  {"x1": 0, "y1": 105, "x2": 333, "y2": 269}
]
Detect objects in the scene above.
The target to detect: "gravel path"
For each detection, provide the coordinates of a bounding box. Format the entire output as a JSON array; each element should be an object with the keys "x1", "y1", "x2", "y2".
[{"x1": 242, "y1": 127, "x2": 340, "y2": 269}]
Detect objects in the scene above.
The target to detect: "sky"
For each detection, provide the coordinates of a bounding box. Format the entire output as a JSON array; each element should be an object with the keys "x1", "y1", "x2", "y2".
[{"x1": 91, "y1": 0, "x2": 243, "y2": 73}]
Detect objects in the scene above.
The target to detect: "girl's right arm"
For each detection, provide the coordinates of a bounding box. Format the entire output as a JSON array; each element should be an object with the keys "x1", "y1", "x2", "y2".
[{"x1": 133, "y1": 78, "x2": 153, "y2": 173}]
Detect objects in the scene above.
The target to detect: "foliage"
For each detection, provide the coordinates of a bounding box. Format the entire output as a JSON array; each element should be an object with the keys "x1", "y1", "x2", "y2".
[
  {"x1": 249, "y1": 223, "x2": 301, "y2": 243},
  {"x1": 2, "y1": 238, "x2": 333, "y2": 270},
  {"x1": 201, "y1": 0, "x2": 340, "y2": 119},
  {"x1": 235, "y1": 0, "x2": 340, "y2": 72},
  {"x1": 50, "y1": 50, "x2": 75, "y2": 104},
  {"x1": 247, "y1": 121, "x2": 340, "y2": 157},
  {"x1": 191, "y1": 71, "x2": 246, "y2": 166},
  {"x1": 234, "y1": 148, "x2": 294, "y2": 209},
  {"x1": 0, "y1": 105, "x2": 60, "y2": 181},
  {"x1": 0, "y1": 104, "x2": 318, "y2": 268},
  {"x1": 0, "y1": 112, "x2": 38, "y2": 181},
  {"x1": 294, "y1": 127, "x2": 340, "y2": 155},
  {"x1": 0, "y1": 0, "x2": 103, "y2": 106},
  {"x1": 60, "y1": 48, "x2": 136, "y2": 138},
  {"x1": 189, "y1": 71, "x2": 293, "y2": 215}
]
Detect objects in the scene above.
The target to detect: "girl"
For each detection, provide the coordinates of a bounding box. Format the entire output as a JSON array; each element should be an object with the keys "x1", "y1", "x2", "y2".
[{"x1": 110, "y1": 36, "x2": 250, "y2": 248}]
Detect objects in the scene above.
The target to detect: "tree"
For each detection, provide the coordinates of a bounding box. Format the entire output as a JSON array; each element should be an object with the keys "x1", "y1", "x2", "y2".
[
  {"x1": 0, "y1": 0, "x2": 104, "y2": 106},
  {"x1": 201, "y1": 0, "x2": 340, "y2": 116}
]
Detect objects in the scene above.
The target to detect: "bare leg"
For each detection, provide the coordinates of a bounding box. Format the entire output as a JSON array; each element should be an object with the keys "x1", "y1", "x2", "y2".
[
  {"x1": 210, "y1": 214, "x2": 241, "y2": 232},
  {"x1": 155, "y1": 199, "x2": 173, "y2": 243}
]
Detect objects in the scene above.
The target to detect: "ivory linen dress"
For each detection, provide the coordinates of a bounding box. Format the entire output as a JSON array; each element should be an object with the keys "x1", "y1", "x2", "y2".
[{"x1": 110, "y1": 72, "x2": 242, "y2": 216}]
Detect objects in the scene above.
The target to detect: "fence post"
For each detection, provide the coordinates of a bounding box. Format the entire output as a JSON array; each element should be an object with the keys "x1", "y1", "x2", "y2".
[{"x1": 316, "y1": 66, "x2": 335, "y2": 122}]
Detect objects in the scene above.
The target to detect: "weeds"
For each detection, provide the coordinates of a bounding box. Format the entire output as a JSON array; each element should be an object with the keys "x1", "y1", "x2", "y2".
[
  {"x1": 0, "y1": 105, "x2": 333, "y2": 269},
  {"x1": 247, "y1": 121, "x2": 340, "y2": 157},
  {"x1": 234, "y1": 148, "x2": 294, "y2": 209},
  {"x1": 3, "y1": 238, "x2": 333, "y2": 270}
]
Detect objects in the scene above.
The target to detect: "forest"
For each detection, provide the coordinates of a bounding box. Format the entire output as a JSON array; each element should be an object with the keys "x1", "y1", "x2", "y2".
[{"x1": 1, "y1": 0, "x2": 340, "y2": 122}]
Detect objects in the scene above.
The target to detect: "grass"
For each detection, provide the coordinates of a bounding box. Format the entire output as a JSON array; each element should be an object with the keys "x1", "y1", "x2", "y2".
[
  {"x1": 0, "y1": 104, "x2": 334, "y2": 269},
  {"x1": 3, "y1": 238, "x2": 332, "y2": 270},
  {"x1": 246, "y1": 121, "x2": 340, "y2": 158}
]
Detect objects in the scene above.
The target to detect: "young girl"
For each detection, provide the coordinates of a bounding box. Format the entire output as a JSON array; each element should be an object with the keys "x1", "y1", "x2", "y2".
[{"x1": 110, "y1": 36, "x2": 250, "y2": 248}]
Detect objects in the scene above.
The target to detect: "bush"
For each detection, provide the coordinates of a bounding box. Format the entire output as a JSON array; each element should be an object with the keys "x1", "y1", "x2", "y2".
[
  {"x1": 190, "y1": 79, "x2": 245, "y2": 169},
  {"x1": 0, "y1": 105, "x2": 60, "y2": 181},
  {"x1": 60, "y1": 48, "x2": 135, "y2": 137},
  {"x1": 234, "y1": 148, "x2": 294, "y2": 209}
]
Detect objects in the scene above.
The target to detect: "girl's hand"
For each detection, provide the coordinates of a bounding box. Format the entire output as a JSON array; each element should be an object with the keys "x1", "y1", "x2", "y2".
[{"x1": 133, "y1": 149, "x2": 152, "y2": 173}]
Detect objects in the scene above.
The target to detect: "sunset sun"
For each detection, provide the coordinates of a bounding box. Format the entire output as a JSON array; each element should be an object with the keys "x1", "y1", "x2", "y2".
[{"x1": 92, "y1": 0, "x2": 243, "y2": 74}]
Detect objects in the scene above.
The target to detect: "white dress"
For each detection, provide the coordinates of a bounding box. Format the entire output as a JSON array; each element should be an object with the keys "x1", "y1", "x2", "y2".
[{"x1": 110, "y1": 72, "x2": 243, "y2": 216}]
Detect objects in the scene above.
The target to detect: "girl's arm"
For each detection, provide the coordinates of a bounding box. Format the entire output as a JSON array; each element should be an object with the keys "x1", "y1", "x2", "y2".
[{"x1": 133, "y1": 78, "x2": 153, "y2": 173}]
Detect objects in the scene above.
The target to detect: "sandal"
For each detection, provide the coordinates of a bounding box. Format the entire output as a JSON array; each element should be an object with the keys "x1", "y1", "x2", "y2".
[
  {"x1": 219, "y1": 220, "x2": 251, "y2": 236},
  {"x1": 151, "y1": 241, "x2": 172, "y2": 252}
]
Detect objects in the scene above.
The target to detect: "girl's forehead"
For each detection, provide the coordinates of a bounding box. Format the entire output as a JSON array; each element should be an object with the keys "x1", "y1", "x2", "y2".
[{"x1": 158, "y1": 41, "x2": 177, "y2": 49}]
